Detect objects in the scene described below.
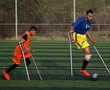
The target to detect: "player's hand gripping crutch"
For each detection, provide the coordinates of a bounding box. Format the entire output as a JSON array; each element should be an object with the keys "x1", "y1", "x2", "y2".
[
  {"x1": 19, "y1": 42, "x2": 31, "y2": 81},
  {"x1": 31, "y1": 55, "x2": 43, "y2": 80},
  {"x1": 93, "y1": 45, "x2": 110, "y2": 74}
]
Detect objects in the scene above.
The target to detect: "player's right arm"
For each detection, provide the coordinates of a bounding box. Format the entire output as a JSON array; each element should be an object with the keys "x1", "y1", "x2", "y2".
[
  {"x1": 70, "y1": 26, "x2": 76, "y2": 44},
  {"x1": 21, "y1": 34, "x2": 32, "y2": 52},
  {"x1": 19, "y1": 34, "x2": 28, "y2": 44},
  {"x1": 19, "y1": 34, "x2": 28, "y2": 51},
  {"x1": 70, "y1": 17, "x2": 83, "y2": 44}
]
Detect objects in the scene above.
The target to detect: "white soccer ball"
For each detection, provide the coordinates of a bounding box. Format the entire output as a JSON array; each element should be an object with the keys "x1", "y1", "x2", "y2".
[{"x1": 91, "y1": 72, "x2": 98, "y2": 79}]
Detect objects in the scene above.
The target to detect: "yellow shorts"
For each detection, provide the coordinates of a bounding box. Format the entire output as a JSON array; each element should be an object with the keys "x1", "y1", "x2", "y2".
[{"x1": 73, "y1": 32, "x2": 90, "y2": 49}]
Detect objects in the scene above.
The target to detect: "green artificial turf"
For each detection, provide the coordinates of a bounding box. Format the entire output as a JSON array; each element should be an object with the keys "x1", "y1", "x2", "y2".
[{"x1": 0, "y1": 40, "x2": 109, "y2": 89}]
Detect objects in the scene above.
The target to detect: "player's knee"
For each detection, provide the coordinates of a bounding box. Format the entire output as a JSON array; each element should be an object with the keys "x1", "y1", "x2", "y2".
[{"x1": 85, "y1": 54, "x2": 92, "y2": 61}]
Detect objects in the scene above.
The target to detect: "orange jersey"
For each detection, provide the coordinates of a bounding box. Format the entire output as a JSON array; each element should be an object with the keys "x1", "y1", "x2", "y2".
[
  {"x1": 20, "y1": 31, "x2": 32, "y2": 51},
  {"x1": 12, "y1": 31, "x2": 33, "y2": 64}
]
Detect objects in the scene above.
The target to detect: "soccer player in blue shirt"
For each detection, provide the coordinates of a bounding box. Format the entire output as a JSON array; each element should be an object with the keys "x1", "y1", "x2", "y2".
[{"x1": 70, "y1": 9, "x2": 96, "y2": 77}]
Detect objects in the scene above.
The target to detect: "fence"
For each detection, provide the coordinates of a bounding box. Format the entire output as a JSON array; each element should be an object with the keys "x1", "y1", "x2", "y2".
[{"x1": 0, "y1": 0, "x2": 110, "y2": 40}]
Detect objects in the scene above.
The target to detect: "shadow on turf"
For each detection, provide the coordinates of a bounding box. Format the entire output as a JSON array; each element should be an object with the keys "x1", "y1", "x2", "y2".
[
  {"x1": 71, "y1": 73, "x2": 110, "y2": 81},
  {"x1": 0, "y1": 70, "x2": 109, "y2": 81},
  {"x1": 0, "y1": 87, "x2": 110, "y2": 90}
]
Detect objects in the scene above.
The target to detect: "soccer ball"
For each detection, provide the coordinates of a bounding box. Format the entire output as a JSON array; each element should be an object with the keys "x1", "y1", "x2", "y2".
[{"x1": 91, "y1": 72, "x2": 98, "y2": 79}]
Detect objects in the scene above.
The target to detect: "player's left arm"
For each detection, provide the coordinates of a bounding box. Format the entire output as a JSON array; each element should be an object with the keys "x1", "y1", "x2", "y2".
[{"x1": 86, "y1": 31, "x2": 96, "y2": 45}]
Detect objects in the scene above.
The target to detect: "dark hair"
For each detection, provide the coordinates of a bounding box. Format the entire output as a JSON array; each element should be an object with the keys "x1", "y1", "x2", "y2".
[
  {"x1": 86, "y1": 9, "x2": 93, "y2": 15},
  {"x1": 29, "y1": 26, "x2": 37, "y2": 31}
]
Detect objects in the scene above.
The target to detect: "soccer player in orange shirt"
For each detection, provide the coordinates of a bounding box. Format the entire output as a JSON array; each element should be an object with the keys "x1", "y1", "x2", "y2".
[{"x1": 3, "y1": 26, "x2": 37, "y2": 80}]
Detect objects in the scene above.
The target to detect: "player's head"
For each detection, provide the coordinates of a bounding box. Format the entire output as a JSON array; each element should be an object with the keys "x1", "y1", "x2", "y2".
[
  {"x1": 86, "y1": 9, "x2": 94, "y2": 21},
  {"x1": 29, "y1": 26, "x2": 37, "y2": 36}
]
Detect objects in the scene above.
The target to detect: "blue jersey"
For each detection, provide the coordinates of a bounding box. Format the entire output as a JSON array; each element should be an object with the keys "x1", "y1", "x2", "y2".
[{"x1": 72, "y1": 16, "x2": 92, "y2": 34}]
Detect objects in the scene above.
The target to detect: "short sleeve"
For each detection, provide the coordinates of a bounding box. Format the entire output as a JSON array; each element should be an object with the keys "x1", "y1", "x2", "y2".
[
  {"x1": 72, "y1": 17, "x2": 84, "y2": 28},
  {"x1": 22, "y1": 34, "x2": 28, "y2": 41}
]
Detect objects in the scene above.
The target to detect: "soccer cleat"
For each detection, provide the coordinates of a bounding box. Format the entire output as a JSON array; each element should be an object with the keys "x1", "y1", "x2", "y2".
[
  {"x1": 3, "y1": 70, "x2": 10, "y2": 80},
  {"x1": 80, "y1": 70, "x2": 91, "y2": 77}
]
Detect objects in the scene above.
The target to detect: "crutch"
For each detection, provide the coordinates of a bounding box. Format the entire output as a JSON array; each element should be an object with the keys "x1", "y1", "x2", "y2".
[
  {"x1": 93, "y1": 45, "x2": 110, "y2": 74},
  {"x1": 31, "y1": 55, "x2": 43, "y2": 80},
  {"x1": 68, "y1": 31, "x2": 74, "y2": 77},
  {"x1": 19, "y1": 42, "x2": 31, "y2": 81}
]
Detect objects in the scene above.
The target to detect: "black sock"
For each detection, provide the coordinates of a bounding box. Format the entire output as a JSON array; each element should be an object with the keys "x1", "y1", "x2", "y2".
[
  {"x1": 6, "y1": 64, "x2": 18, "y2": 73},
  {"x1": 81, "y1": 60, "x2": 89, "y2": 70},
  {"x1": 26, "y1": 58, "x2": 31, "y2": 66}
]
